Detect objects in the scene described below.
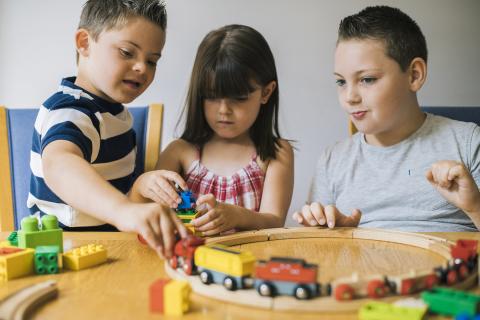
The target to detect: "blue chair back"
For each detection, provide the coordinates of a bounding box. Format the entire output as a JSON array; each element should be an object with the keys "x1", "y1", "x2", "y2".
[
  {"x1": 6, "y1": 106, "x2": 152, "y2": 229},
  {"x1": 422, "y1": 107, "x2": 480, "y2": 126},
  {"x1": 7, "y1": 109, "x2": 38, "y2": 230}
]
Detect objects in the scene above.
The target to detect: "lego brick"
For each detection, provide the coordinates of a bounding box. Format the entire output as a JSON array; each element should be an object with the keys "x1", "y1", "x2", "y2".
[
  {"x1": 359, "y1": 301, "x2": 426, "y2": 320},
  {"x1": 34, "y1": 246, "x2": 60, "y2": 274},
  {"x1": 149, "y1": 279, "x2": 169, "y2": 313},
  {"x1": 149, "y1": 279, "x2": 191, "y2": 315},
  {"x1": 7, "y1": 231, "x2": 18, "y2": 246},
  {"x1": 422, "y1": 287, "x2": 480, "y2": 316},
  {"x1": 0, "y1": 246, "x2": 35, "y2": 281},
  {"x1": 18, "y1": 215, "x2": 63, "y2": 252},
  {"x1": 63, "y1": 244, "x2": 107, "y2": 271},
  {"x1": 164, "y1": 280, "x2": 191, "y2": 316}
]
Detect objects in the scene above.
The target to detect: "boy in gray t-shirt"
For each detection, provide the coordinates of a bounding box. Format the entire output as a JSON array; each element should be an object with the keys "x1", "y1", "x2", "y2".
[{"x1": 293, "y1": 6, "x2": 480, "y2": 232}]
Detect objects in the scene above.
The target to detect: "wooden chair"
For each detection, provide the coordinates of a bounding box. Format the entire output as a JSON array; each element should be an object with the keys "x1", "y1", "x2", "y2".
[
  {"x1": 0, "y1": 104, "x2": 163, "y2": 231},
  {"x1": 349, "y1": 106, "x2": 480, "y2": 135}
]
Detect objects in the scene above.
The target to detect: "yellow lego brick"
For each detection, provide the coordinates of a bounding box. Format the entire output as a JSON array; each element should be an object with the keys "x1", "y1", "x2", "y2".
[
  {"x1": 62, "y1": 244, "x2": 107, "y2": 271},
  {"x1": 164, "y1": 280, "x2": 191, "y2": 316},
  {"x1": 359, "y1": 301, "x2": 427, "y2": 320},
  {"x1": 0, "y1": 246, "x2": 35, "y2": 281}
]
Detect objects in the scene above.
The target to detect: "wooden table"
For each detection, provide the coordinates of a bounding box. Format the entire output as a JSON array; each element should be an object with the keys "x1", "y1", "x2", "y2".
[{"x1": 0, "y1": 230, "x2": 478, "y2": 319}]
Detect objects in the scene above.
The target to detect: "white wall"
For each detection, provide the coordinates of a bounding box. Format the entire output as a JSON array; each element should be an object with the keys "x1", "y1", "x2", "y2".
[{"x1": 1, "y1": 0, "x2": 480, "y2": 226}]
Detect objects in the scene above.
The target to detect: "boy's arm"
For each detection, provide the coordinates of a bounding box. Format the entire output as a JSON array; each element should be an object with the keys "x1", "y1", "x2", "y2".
[
  {"x1": 426, "y1": 160, "x2": 480, "y2": 229},
  {"x1": 43, "y1": 140, "x2": 187, "y2": 256},
  {"x1": 193, "y1": 140, "x2": 294, "y2": 234},
  {"x1": 292, "y1": 148, "x2": 361, "y2": 228}
]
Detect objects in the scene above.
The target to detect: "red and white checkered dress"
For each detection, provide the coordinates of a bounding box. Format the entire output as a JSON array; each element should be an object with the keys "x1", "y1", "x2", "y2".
[{"x1": 184, "y1": 153, "x2": 265, "y2": 212}]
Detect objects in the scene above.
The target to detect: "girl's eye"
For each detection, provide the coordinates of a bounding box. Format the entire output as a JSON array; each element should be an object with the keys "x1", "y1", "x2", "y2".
[
  {"x1": 361, "y1": 77, "x2": 376, "y2": 84},
  {"x1": 233, "y1": 96, "x2": 248, "y2": 102},
  {"x1": 147, "y1": 60, "x2": 157, "y2": 67},
  {"x1": 335, "y1": 79, "x2": 346, "y2": 87},
  {"x1": 119, "y1": 49, "x2": 132, "y2": 57}
]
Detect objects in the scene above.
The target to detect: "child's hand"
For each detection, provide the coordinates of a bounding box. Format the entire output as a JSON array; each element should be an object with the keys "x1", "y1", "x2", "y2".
[
  {"x1": 292, "y1": 202, "x2": 362, "y2": 228},
  {"x1": 116, "y1": 202, "x2": 188, "y2": 258},
  {"x1": 133, "y1": 170, "x2": 188, "y2": 208},
  {"x1": 192, "y1": 194, "x2": 239, "y2": 236},
  {"x1": 426, "y1": 160, "x2": 480, "y2": 215}
]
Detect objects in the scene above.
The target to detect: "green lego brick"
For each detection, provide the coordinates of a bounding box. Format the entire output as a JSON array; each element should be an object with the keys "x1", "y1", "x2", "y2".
[
  {"x1": 359, "y1": 301, "x2": 426, "y2": 320},
  {"x1": 34, "y1": 246, "x2": 60, "y2": 274},
  {"x1": 421, "y1": 287, "x2": 480, "y2": 316},
  {"x1": 7, "y1": 231, "x2": 18, "y2": 246},
  {"x1": 18, "y1": 215, "x2": 63, "y2": 253}
]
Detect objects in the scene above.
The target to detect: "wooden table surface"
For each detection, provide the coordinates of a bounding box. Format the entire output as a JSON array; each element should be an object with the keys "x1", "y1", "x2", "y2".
[{"x1": 0, "y1": 229, "x2": 479, "y2": 320}]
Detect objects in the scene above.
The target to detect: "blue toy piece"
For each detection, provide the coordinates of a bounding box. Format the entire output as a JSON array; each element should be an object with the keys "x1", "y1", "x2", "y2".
[{"x1": 176, "y1": 190, "x2": 197, "y2": 214}]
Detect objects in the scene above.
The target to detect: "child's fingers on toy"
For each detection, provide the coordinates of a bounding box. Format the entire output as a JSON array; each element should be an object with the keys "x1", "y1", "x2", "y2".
[
  {"x1": 199, "y1": 221, "x2": 226, "y2": 236},
  {"x1": 154, "y1": 180, "x2": 181, "y2": 207},
  {"x1": 194, "y1": 207, "x2": 208, "y2": 218},
  {"x1": 159, "y1": 170, "x2": 188, "y2": 191},
  {"x1": 301, "y1": 204, "x2": 319, "y2": 226},
  {"x1": 144, "y1": 187, "x2": 169, "y2": 205},
  {"x1": 170, "y1": 211, "x2": 189, "y2": 238},
  {"x1": 193, "y1": 211, "x2": 220, "y2": 230},
  {"x1": 310, "y1": 202, "x2": 326, "y2": 225},
  {"x1": 140, "y1": 222, "x2": 164, "y2": 257},
  {"x1": 160, "y1": 218, "x2": 176, "y2": 259},
  {"x1": 196, "y1": 193, "x2": 217, "y2": 209},
  {"x1": 323, "y1": 205, "x2": 339, "y2": 228}
]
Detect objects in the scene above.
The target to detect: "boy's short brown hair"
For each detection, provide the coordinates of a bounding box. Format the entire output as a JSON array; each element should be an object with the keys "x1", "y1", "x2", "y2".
[
  {"x1": 338, "y1": 6, "x2": 427, "y2": 71},
  {"x1": 79, "y1": 0, "x2": 167, "y2": 40}
]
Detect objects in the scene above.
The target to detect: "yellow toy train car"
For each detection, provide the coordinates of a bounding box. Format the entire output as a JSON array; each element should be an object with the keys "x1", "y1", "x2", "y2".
[{"x1": 194, "y1": 244, "x2": 256, "y2": 290}]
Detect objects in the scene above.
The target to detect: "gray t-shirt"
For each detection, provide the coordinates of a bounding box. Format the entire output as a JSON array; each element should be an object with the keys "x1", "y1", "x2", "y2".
[{"x1": 309, "y1": 113, "x2": 480, "y2": 232}]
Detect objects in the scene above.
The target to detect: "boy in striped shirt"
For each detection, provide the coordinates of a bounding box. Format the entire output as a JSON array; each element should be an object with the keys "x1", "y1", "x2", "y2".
[{"x1": 28, "y1": 0, "x2": 186, "y2": 257}]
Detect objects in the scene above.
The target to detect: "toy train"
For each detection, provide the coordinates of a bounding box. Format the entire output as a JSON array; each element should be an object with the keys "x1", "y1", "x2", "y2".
[{"x1": 167, "y1": 236, "x2": 478, "y2": 301}]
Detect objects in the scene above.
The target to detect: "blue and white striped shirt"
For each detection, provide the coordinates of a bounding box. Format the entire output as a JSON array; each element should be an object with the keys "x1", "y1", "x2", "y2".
[{"x1": 28, "y1": 77, "x2": 136, "y2": 227}]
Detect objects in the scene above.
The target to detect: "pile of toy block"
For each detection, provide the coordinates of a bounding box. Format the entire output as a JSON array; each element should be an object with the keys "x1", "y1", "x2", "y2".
[{"x1": 0, "y1": 215, "x2": 107, "y2": 282}]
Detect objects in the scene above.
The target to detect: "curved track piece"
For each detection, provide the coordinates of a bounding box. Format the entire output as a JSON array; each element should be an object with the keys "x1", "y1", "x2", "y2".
[{"x1": 0, "y1": 280, "x2": 58, "y2": 320}]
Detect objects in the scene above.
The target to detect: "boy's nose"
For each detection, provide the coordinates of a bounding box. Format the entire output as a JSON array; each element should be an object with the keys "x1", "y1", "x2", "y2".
[{"x1": 133, "y1": 61, "x2": 146, "y2": 74}]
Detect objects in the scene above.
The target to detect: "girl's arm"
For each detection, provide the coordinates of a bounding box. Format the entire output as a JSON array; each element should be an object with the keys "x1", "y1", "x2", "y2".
[
  {"x1": 129, "y1": 139, "x2": 195, "y2": 205},
  {"x1": 246, "y1": 139, "x2": 294, "y2": 228},
  {"x1": 193, "y1": 139, "x2": 294, "y2": 234}
]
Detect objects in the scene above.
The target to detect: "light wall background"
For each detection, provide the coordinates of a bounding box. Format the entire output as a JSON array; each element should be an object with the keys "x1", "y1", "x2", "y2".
[{"x1": 1, "y1": 0, "x2": 479, "y2": 226}]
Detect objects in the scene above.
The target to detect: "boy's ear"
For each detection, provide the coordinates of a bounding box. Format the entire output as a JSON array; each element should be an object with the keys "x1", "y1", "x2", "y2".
[
  {"x1": 408, "y1": 57, "x2": 427, "y2": 92},
  {"x1": 75, "y1": 28, "x2": 91, "y2": 58},
  {"x1": 261, "y1": 81, "x2": 277, "y2": 104}
]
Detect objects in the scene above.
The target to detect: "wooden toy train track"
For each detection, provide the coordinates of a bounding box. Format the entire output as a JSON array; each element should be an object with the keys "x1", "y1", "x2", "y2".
[{"x1": 165, "y1": 227, "x2": 478, "y2": 312}]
